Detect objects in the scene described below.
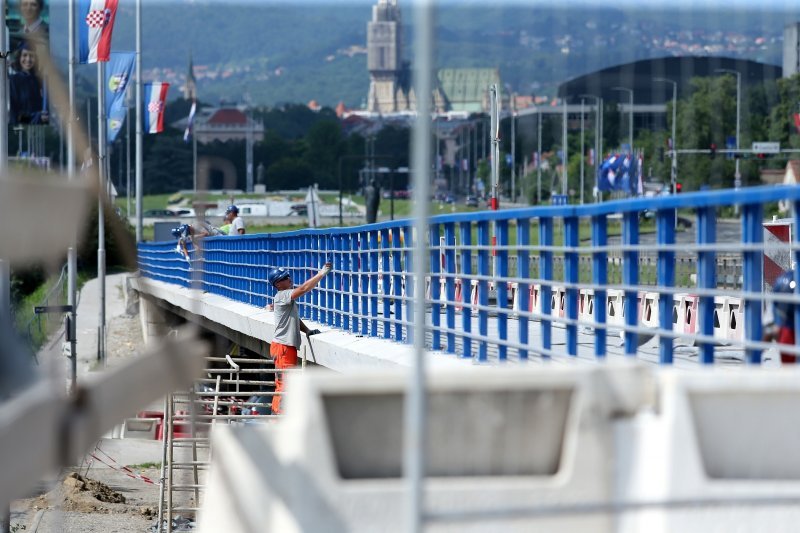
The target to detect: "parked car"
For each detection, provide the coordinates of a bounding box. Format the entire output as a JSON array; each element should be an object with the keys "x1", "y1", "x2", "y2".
[
  {"x1": 143, "y1": 209, "x2": 175, "y2": 217},
  {"x1": 465, "y1": 196, "x2": 479, "y2": 207}
]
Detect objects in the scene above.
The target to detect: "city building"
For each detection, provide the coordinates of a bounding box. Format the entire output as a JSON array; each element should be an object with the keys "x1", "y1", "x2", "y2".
[
  {"x1": 194, "y1": 108, "x2": 264, "y2": 144},
  {"x1": 365, "y1": 0, "x2": 490, "y2": 114},
  {"x1": 557, "y1": 56, "x2": 783, "y2": 131}
]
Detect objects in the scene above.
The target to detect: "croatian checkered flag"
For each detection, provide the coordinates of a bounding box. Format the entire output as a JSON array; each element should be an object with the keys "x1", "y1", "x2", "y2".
[
  {"x1": 78, "y1": 0, "x2": 119, "y2": 64},
  {"x1": 144, "y1": 83, "x2": 170, "y2": 134}
]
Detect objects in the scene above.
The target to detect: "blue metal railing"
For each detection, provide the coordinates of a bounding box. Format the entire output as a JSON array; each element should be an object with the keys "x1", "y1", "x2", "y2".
[{"x1": 137, "y1": 185, "x2": 800, "y2": 365}]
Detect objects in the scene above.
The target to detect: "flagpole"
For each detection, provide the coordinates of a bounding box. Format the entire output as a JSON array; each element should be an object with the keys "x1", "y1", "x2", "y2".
[
  {"x1": 193, "y1": 110, "x2": 197, "y2": 192},
  {"x1": 135, "y1": 0, "x2": 143, "y2": 241},
  {"x1": 97, "y1": 62, "x2": 107, "y2": 364},
  {"x1": 126, "y1": 91, "x2": 131, "y2": 217},
  {"x1": 64, "y1": 0, "x2": 78, "y2": 390}
]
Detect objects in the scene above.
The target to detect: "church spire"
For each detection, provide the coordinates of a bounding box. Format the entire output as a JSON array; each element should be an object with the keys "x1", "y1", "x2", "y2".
[{"x1": 184, "y1": 51, "x2": 197, "y2": 100}]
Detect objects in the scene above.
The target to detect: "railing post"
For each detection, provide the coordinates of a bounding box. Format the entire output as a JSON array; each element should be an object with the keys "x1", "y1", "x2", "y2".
[
  {"x1": 697, "y1": 206, "x2": 716, "y2": 364},
  {"x1": 564, "y1": 215, "x2": 579, "y2": 356},
  {"x1": 342, "y1": 233, "x2": 351, "y2": 331},
  {"x1": 369, "y1": 230, "x2": 379, "y2": 337},
  {"x1": 539, "y1": 217, "x2": 553, "y2": 356},
  {"x1": 311, "y1": 234, "x2": 319, "y2": 322},
  {"x1": 477, "y1": 220, "x2": 490, "y2": 361},
  {"x1": 496, "y1": 219, "x2": 509, "y2": 360},
  {"x1": 381, "y1": 228, "x2": 392, "y2": 339},
  {"x1": 318, "y1": 235, "x2": 328, "y2": 324},
  {"x1": 444, "y1": 222, "x2": 457, "y2": 354},
  {"x1": 429, "y1": 223, "x2": 441, "y2": 351},
  {"x1": 657, "y1": 209, "x2": 676, "y2": 364},
  {"x1": 403, "y1": 226, "x2": 414, "y2": 344},
  {"x1": 622, "y1": 212, "x2": 639, "y2": 356},
  {"x1": 392, "y1": 227, "x2": 403, "y2": 341},
  {"x1": 459, "y1": 221, "x2": 472, "y2": 359},
  {"x1": 326, "y1": 234, "x2": 336, "y2": 327},
  {"x1": 742, "y1": 203, "x2": 763, "y2": 364},
  {"x1": 591, "y1": 215, "x2": 607, "y2": 359},
  {"x1": 516, "y1": 218, "x2": 530, "y2": 360},
  {"x1": 352, "y1": 233, "x2": 361, "y2": 334},
  {"x1": 334, "y1": 234, "x2": 343, "y2": 329},
  {"x1": 361, "y1": 231, "x2": 370, "y2": 335}
]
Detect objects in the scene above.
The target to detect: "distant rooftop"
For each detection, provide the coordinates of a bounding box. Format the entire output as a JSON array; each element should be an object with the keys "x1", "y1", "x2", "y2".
[
  {"x1": 437, "y1": 68, "x2": 501, "y2": 113},
  {"x1": 207, "y1": 109, "x2": 248, "y2": 126}
]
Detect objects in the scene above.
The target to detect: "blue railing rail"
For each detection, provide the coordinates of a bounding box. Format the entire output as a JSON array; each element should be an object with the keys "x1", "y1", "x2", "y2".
[{"x1": 138, "y1": 185, "x2": 800, "y2": 365}]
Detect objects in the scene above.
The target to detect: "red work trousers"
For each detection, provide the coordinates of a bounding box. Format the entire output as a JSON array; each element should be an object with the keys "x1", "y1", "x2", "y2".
[{"x1": 270, "y1": 342, "x2": 298, "y2": 415}]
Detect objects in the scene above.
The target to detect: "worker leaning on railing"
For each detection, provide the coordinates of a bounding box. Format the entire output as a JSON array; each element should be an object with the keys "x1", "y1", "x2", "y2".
[
  {"x1": 763, "y1": 270, "x2": 798, "y2": 364},
  {"x1": 267, "y1": 262, "x2": 331, "y2": 414}
]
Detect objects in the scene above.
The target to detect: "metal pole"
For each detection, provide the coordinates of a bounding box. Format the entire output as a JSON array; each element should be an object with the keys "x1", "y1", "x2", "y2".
[
  {"x1": 735, "y1": 72, "x2": 741, "y2": 189},
  {"x1": 193, "y1": 121, "x2": 198, "y2": 192},
  {"x1": 562, "y1": 98, "x2": 567, "y2": 195},
  {"x1": 537, "y1": 108, "x2": 542, "y2": 204},
  {"x1": 406, "y1": 1, "x2": 432, "y2": 531},
  {"x1": 597, "y1": 98, "x2": 603, "y2": 201},
  {"x1": 580, "y1": 98, "x2": 585, "y2": 204},
  {"x1": 511, "y1": 106, "x2": 516, "y2": 203},
  {"x1": 655, "y1": 78, "x2": 678, "y2": 195},
  {"x1": 97, "y1": 63, "x2": 107, "y2": 364},
  {"x1": 126, "y1": 100, "x2": 131, "y2": 216},
  {"x1": 135, "y1": 0, "x2": 143, "y2": 242},
  {"x1": 67, "y1": 0, "x2": 78, "y2": 392},
  {"x1": 0, "y1": 0, "x2": 7, "y2": 176},
  {"x1": 489, "y1": 84, "x2": 499, "y2": 210},
  {"x1": 628, "y1": 91, "x2": 633, "y2": 153},
  {"x1": 246, "y1": 114, "x2": 254, "y2": 192}
]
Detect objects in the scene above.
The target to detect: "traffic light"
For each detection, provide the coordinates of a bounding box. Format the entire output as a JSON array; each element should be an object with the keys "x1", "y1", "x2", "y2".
[
  {"x1": 710, "y1": 143, "x2": 717, "y2": 159},
  {"x1": 676, "y1": 182, "x2": 683, "y2": 193}
]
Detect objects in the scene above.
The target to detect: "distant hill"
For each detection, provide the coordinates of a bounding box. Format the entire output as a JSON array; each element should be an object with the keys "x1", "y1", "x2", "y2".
[{"x1": 46, "y1": 1, "x2": 795, "y2": 108}]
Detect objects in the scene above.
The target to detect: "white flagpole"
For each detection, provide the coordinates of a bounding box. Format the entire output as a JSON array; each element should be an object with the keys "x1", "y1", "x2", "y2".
[
  {"x1": 135, "y1": 0, "x2": 143, "y2": 241},
  {"x1": 0, "y1": 0, "x2": 7, "y2": 174},
  {"x1": 97, "y1": 62, "x2": 107, "y2": 364},
  {"x1": 67, "y1": 0, "x2": 78, "y2": 389}
]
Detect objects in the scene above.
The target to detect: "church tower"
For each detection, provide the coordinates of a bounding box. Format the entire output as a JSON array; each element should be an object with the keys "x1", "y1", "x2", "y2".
[
  {"x1": 184, "y1": 52, "x2": 197, "y2": 100},
  {"x1": 366, "y1": 0, "x2": 404, "y2": 113}
]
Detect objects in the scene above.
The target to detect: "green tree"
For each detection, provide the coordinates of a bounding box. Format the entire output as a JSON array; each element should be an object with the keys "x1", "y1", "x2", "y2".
[
  {"x1": 305, "y1": 119, "x2": 345, "y2": 189},
  {"x1": 265, "y1": 158, "x2": 315, "y2": 190}
]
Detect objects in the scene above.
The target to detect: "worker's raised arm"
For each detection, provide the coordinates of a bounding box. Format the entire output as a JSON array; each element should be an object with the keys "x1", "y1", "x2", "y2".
[{"x1": 291, "y1": 263, "x2": 332, "y2": 300}]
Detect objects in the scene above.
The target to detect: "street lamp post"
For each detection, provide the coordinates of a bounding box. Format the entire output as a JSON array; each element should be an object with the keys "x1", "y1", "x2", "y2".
[
  {"x1": 654, "y1": 77, "x2": 678, "y2": 194},
  {"x1": 612, "y1": 86, "x2": 634, "y2": 154},
  {"x1": 580, "y1": 94, "x2": 602, "y2": 202},
  {"x1": 579, "y1": 98, "x2": 585, "y2": 204},
  {"x1": 715, "y1": 69, "x2": 742, "y2": 190}
]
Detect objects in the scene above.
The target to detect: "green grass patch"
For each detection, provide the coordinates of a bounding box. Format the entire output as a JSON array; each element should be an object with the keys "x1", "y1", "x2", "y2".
[{"x1": 127, "y1": 462, "x2": 161, "y2": 470}]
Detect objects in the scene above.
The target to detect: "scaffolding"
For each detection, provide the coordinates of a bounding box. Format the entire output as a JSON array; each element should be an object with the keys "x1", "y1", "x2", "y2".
[{"x1": 155, "y1": 344, "x2": 308, "y2": 532}]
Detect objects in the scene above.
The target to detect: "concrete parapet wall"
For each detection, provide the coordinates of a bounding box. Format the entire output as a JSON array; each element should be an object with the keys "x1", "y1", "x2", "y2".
[{"x1": 198, "y1": 365, "x2": 800, "y2": 532}]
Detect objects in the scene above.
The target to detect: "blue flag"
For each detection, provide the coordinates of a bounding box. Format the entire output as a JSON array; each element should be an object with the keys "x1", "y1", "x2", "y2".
[{"x1": 105, "y1": 51, "x2": 135, "y2": 143}]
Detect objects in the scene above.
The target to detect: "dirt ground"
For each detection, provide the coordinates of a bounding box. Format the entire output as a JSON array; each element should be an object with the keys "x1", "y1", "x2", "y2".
[{"x1": 10, "y1": 309, "x2": 183, "y2": 532}]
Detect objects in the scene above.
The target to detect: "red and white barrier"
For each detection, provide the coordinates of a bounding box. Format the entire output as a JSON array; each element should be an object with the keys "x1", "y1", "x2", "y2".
[
  {"x1": 579, "y1": 289, "x2": 595, "y2": 323},
  {"x1": 763, "y1": 219, "x2": 793, "y2": 292},
  {"x1": 607, "y1": 289, "x2": 625, "y2": 326}
]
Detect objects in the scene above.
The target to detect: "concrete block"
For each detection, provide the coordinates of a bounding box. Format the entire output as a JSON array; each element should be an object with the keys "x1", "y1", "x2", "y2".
[
  {"x1": 617, "y1": 370, "x2": 800, "y2": 533},
  {"x1": 199, "y1": 364, "x2": 656, "y2": 533}
]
